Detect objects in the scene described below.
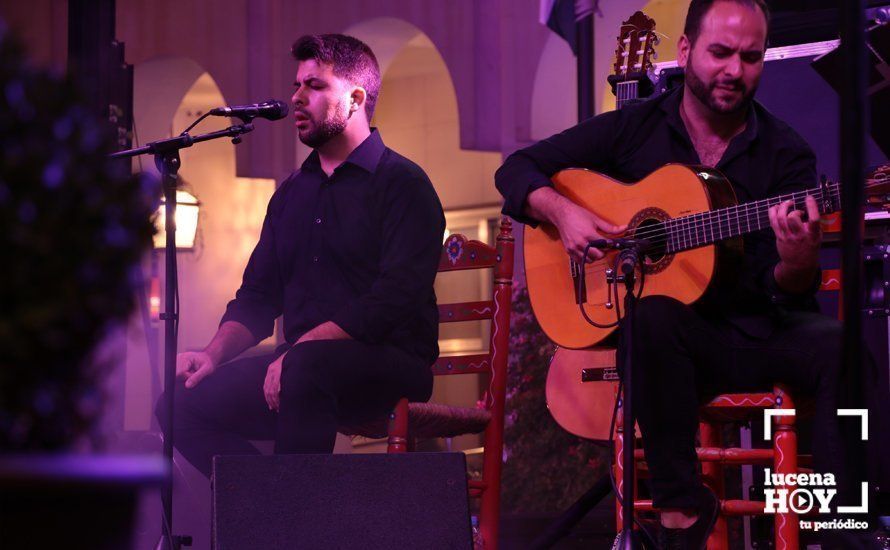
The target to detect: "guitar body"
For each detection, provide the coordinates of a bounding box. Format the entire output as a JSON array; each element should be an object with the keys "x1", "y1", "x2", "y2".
[
  {"x1": 545, "y1": 347, "x2": 641, "y2": 440},
  {"x1": 525, "y1": 164, "x2": 742, "y2": 349}
]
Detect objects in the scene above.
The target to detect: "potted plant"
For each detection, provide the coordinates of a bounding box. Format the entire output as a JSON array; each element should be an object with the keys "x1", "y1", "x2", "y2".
[{"x1": 0, "y1": 21, "x2": 163, "y2": 549}]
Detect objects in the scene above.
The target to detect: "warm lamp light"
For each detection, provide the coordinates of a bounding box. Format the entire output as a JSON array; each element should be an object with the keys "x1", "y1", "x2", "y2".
[{"x1": 153, "y1": 190, "x2": 200, "y2": 249}]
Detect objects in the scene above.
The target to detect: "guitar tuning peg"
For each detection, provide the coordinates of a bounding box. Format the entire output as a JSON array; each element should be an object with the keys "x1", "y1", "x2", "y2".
[{"x1": 652, "y1": 51, "x2": 659, "y2": 60}]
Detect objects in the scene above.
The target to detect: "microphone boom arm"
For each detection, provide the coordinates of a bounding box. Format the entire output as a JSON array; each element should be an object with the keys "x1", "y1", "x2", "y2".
[{"x1": 109, "y1": 123, "x2": 254, "y2": 160}]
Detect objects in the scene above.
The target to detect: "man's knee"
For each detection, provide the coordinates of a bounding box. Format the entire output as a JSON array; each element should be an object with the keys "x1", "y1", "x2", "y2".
[
  {"x1": 282, "y1": 341, "x2": 329, "y2": 374},
  {"x1": 280, "y1": 342, "x2": 331, "y2": 398},
  {"x1": 633, "y1": 295, "x2": 689, "y2": 336},
  {"x1": 154, "y1": 382, "x2": 191, "y2": 434},
  {"x1": 804, "y1": 317, "x2": 844, "y2": 387}
]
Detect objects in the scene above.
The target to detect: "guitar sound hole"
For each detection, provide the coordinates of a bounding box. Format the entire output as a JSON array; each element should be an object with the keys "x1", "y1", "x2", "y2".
[{"x1": 635, "y1": 218, "x2": 668, "y2": 265}]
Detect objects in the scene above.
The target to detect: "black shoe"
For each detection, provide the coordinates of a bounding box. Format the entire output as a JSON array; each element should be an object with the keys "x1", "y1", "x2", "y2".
[{"x1": 656, "y1": 487, "x2": 719, "y2": 550}]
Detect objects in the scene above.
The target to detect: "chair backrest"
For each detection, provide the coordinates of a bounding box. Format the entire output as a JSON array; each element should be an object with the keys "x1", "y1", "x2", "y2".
[
  {"x1": 433, "y1": 218, "x2": 514, "y2": 413},
  {"x1": 434, "y1": 217, "x2": 513, "y2": 550}
]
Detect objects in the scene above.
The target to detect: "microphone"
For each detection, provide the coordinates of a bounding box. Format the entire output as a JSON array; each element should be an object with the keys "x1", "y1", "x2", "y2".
[
  {"x1": 619, "y1": 249, "x2": 640, "y2": 277},
  {"x1": 209, "y1": 99, "x2": 289, "y2": 121},
  {"x1": 589, "y1": 238, "x2": 649, "y2": 278}
]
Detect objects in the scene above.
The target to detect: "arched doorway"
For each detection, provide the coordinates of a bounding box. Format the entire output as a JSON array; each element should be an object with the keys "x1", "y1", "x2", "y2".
[{"x1": 125, "y1": 58, "x2": 275, "y2": 432}]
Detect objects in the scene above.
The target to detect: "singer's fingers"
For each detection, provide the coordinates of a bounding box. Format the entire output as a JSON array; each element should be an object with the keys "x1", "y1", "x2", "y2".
[
  {"x1": 175, "y1": 357, "x2": 192, "y2": 380},
  {"x1": 185, "y1": 364, "x2": 211, "y2": 389},
  {"x1": 263, "y1": 373, "x2": 275, "y2": 410}
]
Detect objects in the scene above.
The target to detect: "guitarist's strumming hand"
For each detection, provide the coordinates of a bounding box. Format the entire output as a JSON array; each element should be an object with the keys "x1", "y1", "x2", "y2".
[
  {"x1": 526, "y1": 186, "x2": 626, "y2": 263},
  {"x1": 768, "y1": 195, "x2": 822, "y2": 294}
]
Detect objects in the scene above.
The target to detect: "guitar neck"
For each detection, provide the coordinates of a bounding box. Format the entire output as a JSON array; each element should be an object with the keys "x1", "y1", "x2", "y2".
[
  {"x1": 616, "y1": 80, "x2": 639, "y2": 111},
  {"x1": 662, "y1": 181, "x2": 841, "y2": 254}
]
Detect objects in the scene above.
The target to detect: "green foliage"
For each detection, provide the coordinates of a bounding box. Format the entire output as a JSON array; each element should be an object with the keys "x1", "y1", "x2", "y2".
[
  {"x1": 501, "y1": 283, "x2": 611, "y2": 512},
  {"x1": 0, "y1": 24, "x2": 156, "y2": 450}
]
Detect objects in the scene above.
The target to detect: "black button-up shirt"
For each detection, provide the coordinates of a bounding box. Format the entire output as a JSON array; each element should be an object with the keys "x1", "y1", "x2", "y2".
[
  {"x1": 495, "y1": 88, "x2": 820, "y2": 335},
  {"x1": 222, "y1": 129, "x2": 445, "y2": 363}
]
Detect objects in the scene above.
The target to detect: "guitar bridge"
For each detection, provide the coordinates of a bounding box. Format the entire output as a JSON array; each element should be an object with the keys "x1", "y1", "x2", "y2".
[{"x1": 581, "y1": 367, "x2": 619, "y2": 382}]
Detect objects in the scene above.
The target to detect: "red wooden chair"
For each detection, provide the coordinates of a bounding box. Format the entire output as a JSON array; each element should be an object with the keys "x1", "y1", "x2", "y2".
[
  {"x1": 614, "y1": 269, "x2": 844, "y2": 549},
  {"x1": 615, "y1": 384, "x2": 803, "y2": 549},
  {"x1": 343, "y1": 217, "x2": 514, "y2": 549}
]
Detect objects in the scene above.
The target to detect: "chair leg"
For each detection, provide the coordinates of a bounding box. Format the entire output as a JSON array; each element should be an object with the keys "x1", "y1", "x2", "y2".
[
  {"x1": 386, "y1": 398, "x2": 409, "y2": 454},
  {"x1": 772, "y1": 385, "x2": 799, "y2": 550},
  {"x1": 700, "y1": 420, "x2": 728, "y2": 550},
  {"x1": 479, "y1": 411, "x2": 506, "y2": 549}
]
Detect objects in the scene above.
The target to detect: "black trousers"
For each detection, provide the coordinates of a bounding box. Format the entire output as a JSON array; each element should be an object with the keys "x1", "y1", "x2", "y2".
[
  {"x1": 155, "y1": 340, "x2": 433, "y2": 477},
  {"x1": 629, "y1": 295, "x2": 872, "y2": 510}
]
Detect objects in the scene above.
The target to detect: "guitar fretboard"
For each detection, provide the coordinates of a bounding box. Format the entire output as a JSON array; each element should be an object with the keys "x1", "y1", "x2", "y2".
[
  {"x1": 615, "y1": 80, "x2": 639, "y2": 111},
  {"x1": 649, "y1": 181, "x2": 841, "y2": 254}
]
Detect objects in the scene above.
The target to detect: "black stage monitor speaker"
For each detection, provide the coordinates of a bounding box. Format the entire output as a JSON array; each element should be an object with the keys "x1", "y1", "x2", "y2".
[{"x1": 212, "y1": 452, "x2": 472, "y2": 549}]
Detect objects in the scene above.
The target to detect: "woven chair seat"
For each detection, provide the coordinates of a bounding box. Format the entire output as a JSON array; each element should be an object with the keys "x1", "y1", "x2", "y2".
[{"x1": 341, "y1": 402, "x2": 492, "y2": 440}]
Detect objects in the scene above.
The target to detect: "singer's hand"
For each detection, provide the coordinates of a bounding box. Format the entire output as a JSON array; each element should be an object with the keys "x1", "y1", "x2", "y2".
[
  {"x1": 177, "y1": 351, "x2": 218, "y2": 389},
  {"x1": 554, "y1": 200, "x2": 626, "y2": 263},
  {"x1": 264, "y1": 352, "x2": 285, "y2": 412}
]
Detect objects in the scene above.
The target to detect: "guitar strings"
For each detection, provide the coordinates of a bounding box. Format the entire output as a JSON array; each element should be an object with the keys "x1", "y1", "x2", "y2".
[
  {"x1": 576, "y1": 185, "x2": 837, "y2": 269},
  {"x1": 609, "y1": 184, "x2": 839, "y2": 252},
  {"x1": 575, "y1": 184, "x2": 840, "y2": 276},
  {"x1": 633, "y1": 184, "x2": 836, "y2": 242}
]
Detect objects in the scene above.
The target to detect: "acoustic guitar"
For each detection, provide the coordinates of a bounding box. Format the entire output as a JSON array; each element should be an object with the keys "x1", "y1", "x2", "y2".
[
  {"x1": 540, "y1": 165, "x2": 890, "y2": 440},
  {"x1": 524, "y1": 11, "x2": 843, "y2": 350},
  {"x1": 541, "y1": 12, "x2": 660, "y2": 439},
  {"x1": 526, "y1": 165, "x2": 842, "y2": 350}
]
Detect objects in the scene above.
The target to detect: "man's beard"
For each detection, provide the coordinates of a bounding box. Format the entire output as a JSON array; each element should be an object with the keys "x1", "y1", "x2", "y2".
[
  {"x1": 298, "y1": 103, "x2": 349, "y2": 148},
  {"x1": 685, "y1": 55, "x2": 757, "y2": 115}
]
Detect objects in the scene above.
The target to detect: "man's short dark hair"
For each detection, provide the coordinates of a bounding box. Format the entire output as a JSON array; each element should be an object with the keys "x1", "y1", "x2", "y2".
[
  {"x1": 291, "y1": 34, "x2": 381, "y2": 120},
  {"x1": 683, "y1": 0, "x2": 770, "y2": 46}
]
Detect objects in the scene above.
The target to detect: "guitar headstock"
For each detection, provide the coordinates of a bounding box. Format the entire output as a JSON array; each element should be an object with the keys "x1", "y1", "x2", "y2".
[{"x1": 612, "y1": 11, "x2": 658, "y2": 82}]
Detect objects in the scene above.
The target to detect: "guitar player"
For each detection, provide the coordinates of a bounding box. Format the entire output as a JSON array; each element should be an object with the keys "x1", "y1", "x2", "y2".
[{"x1": 495, "y1": 1, "x2": 882, "y2": 548}]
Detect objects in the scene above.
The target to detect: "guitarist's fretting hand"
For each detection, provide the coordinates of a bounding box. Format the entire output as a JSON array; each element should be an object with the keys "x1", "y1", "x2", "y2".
[
  {"x1": 768, "y1": 195, "x2": 822, "y2": 294},
  {"x1": 526, "y1": 186, "x2": 626, "y2": 262}
]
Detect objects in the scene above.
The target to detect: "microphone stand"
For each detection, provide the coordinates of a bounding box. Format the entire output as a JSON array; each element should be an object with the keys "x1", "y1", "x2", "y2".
[
  {"x1": 110, "y1": 122, "x2": 255, "y2": 550},
  {"x1": 532, "y1": 240, "x2": 649, "y2": 549},
  {"x1": 612, "y1": 243, "x2": 645, "y2": 550}
]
